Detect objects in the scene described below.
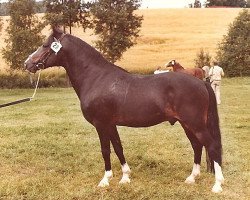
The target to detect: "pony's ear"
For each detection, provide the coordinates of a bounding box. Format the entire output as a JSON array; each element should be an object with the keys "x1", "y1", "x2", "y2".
[
  {"x1": 171, "y1": 60, "x2": 175, "y2": 65},
  {"x1": 54, "y1": 37, "x2": 59, "y2": 42},
  {"x1": 51, "y1": 26, "x2": 64, "y2": 39}
]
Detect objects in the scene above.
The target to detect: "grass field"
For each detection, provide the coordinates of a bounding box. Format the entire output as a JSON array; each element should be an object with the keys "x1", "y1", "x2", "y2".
[
  {"x1": 0, "y1": 77, "x2": 249, "y2": 199},
  {"x1": 0, "y1": 7, "x2": 249, "y2": 200},
  {"x1": 0, "y1": 8, "x2": 242, "y2": 72}
]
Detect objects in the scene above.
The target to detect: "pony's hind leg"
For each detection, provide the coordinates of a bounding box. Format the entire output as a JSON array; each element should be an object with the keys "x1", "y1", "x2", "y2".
[
  {"x1": 110, "y1": 126, "x2": 131, "y2": 184},
  {"x1": 195, "y1": 129, "x2": 224, "y2": 193},
  {"x1": 207, "y1": 142, "x2": 224, "y2": 193},
  {"x1": 182, "y1": 126, "x2": 203, "y2": 184},
  {"x1": 96, "y1": 124, "x2": 113, "y2": 187},
  {"x1": 212, "y1": 161, "x2": 224, "y2": 193}
]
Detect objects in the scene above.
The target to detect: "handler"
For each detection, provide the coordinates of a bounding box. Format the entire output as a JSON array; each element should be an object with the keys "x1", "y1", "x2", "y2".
[{"x1": 209, "y1": 61, "x2": 224, "y2": 105}]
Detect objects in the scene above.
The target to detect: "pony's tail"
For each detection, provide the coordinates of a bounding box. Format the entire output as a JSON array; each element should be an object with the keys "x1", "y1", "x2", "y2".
[{"x1": 205, "y1": 82, "x2": 222, "y2": 173}]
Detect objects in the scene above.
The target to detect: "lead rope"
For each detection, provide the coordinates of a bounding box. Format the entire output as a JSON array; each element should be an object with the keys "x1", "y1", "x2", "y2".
[
  {"x1": 0, "y1": 70, "x2": 41, "y2": 108},
  {"x1": 30, "y1": 70, "x2": 41, "y2": 99}
]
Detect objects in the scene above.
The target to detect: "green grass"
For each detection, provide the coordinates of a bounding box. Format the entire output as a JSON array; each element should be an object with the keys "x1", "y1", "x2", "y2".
[{"x1": 0, "y1": 77, "x2": 249, "y2": 199}]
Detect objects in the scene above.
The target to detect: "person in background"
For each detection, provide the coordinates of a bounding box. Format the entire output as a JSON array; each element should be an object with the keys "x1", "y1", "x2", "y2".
[
  {"x1": 202, "y1": 65, "x2": 210, "y2": 82},
  {"x1": 209, "y1": 61, "x2": 224, "y2": 105}
]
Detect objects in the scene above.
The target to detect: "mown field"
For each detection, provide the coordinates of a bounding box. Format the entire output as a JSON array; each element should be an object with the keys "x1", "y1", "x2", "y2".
[
  {"x1": 0, "y1": 8, "x2": 242, "y2": 73},
  {"x1": 0, "y1": 77, "x2": 249, "y2": 199}
]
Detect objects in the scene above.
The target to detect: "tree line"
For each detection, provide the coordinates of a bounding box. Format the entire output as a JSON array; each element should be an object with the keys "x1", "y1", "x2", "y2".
[
  {"x1": 205, "y1": 0, "x2": 249, "y2": 7},
  {"x1": 0, "y1": 1, "x2": 46, "y2": 16},
  {"x1": 190, "y1": 0, "x2": 250, "y2": 8},
  {"x1": 1, "y1": 0, "x2": 249, "y2": 16}
]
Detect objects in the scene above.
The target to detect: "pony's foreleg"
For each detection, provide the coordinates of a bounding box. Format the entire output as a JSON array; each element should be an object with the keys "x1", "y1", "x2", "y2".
[
  {"x1": 96, "y1": 126, "x2": 113, "y2": 187},
  {"x1": 185, "y1": 163, "x2": 201, "y2": 184},
  {"x1": 119, "y1": 163, "x2": 131, "y2": 184},
  {"x1": 98, "y1": 170, "x2": 113, "y2": 187},
  {"x1": 110, "y1": 126, "x2": 131, "y2": 184}
]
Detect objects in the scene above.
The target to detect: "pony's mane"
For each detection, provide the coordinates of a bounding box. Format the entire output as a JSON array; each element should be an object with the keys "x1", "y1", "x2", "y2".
[
  {"x1": 69, "y1": 35, "x2": 104, "y2": 59},
  {"x1": 67, "y1": 34, "x2": 129, "y2": 73},
  {"x1": 175, "y1": 61, "x2": 184, "y2": 68}
]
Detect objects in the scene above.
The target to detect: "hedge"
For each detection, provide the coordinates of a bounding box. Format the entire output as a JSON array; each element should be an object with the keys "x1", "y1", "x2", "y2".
[{"x1": 0, "y1": 69, "x2": 69, "y2": 89}]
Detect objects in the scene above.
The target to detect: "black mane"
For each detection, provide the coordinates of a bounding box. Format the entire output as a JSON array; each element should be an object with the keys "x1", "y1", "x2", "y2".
[{"x1": 67, "y1": 34, "x2": 129, "y2": 73}]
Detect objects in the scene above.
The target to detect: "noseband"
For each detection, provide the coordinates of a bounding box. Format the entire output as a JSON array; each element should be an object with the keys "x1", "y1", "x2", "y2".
[
  {"x1": 31, "y1": 33, "x2": 66, "y2": 70},
  {"x1": 33, "y1": 50, "x2": 53, "y2": 70}
]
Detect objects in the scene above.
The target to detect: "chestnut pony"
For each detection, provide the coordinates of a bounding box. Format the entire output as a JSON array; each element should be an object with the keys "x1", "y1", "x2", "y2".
[
  {"x1": 166, "y1": 60, "x2": 204, "y2": 80},
  {"x1": 24, "y1": 27, "x2": 224, "y2": 193}
]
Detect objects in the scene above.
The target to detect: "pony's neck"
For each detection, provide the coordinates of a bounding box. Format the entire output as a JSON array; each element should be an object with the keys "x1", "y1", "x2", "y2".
[
  {"x1": 61, "y1": 35, "x2": 126, "y2": 97},
  {"x1": 174, "y1": 63, "x2": 184, "y2": 71}
]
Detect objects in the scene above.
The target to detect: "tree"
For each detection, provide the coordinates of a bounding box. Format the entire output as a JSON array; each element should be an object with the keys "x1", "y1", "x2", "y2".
[
  {"x1": 0, "y1": 2, "x2": 9, "y2": 16},
  {"x1": 194, "y1": 48, "x2": 212, "y2": 68},
  {"x1": 44, "y1": 0, "x2": 91, "y2": 87},
  {"x1": 44, "y1": 0, "x2": 92, "y2": 33},
  {"x1": 194, "y1": 0, "x2": 201, "y2": 8},
  {"x1": 2, "y1": 0, "x2": 45, "y2": 70},
  {"x1": 205, "y1": 0, "x2": 247, "y2": 7},
  {"x1": 216, "y1": 9, "x2": 250, "y2": 77},
  {"x1": 91, "y1": 0, "x2": 143, "y2": 63}
]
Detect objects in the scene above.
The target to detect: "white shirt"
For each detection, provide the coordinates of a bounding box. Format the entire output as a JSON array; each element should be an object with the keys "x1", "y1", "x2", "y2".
[
  {"x1": 202, "y1": 66, "x2": 210, "y2": 78},
  {"x1": 209, "y1": 65, "x2": 224, "y2": 81}
]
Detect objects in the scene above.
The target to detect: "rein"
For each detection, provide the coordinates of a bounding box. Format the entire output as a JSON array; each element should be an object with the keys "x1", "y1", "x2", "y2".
[{"x1": 0, "y1": 71, "x2": 41, "y2": 108}]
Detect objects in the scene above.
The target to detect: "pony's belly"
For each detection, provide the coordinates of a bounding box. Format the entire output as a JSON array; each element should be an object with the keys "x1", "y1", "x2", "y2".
[{"x1": 115, "y1": 112, "x2": 166, "y2": 128}]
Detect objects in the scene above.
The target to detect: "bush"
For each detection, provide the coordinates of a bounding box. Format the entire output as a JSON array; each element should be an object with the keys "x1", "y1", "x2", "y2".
[
  {"x1": 216, "y1": 9, "x2": 250, "y2": 77},
  {"x1": 194, "y1": 48, "x2": 212, "y2": 68}
]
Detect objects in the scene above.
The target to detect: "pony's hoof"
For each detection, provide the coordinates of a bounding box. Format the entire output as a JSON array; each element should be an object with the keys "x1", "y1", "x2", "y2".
[
  {"x1": 119, "y1": 176, "x2": 131, "y2": 184},
  {"x1": 212, "y1": 183, "x2": 223, "y2": 193},
  {"x1": 98, "y1": 170, "x2": 112, "y2": 187},
  {"x1": 98, "y1": 178, "x2": 109, "y2": 187},
  {"x1": 185, "y1": 176, "x2": 195, "y2": 184}
]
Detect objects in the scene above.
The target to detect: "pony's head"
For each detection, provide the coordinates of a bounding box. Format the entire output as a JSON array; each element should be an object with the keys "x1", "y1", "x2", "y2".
[
  {"x1": 165, "y1": 60, "x2": 176, "y2": 67},
  {"x1": 165, "y1": 60, "x2": 184, "y2": 71},
  {"x1": 24, "y1": 27, "x2": 67, "y2": 73}
]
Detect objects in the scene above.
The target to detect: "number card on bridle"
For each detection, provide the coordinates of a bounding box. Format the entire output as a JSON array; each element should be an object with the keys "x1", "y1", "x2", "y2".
[{"x1": 51, "y1": 41, "x2": 62, "y2": 55}]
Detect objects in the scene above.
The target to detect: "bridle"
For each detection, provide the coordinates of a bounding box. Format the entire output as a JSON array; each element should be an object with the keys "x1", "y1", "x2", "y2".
[
  {"x1": 32, "y1": 49, "x2": 53, "y2": 70},
  {"x1": 30, "y1": 33, "x2": 67, "y2": 71}
]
